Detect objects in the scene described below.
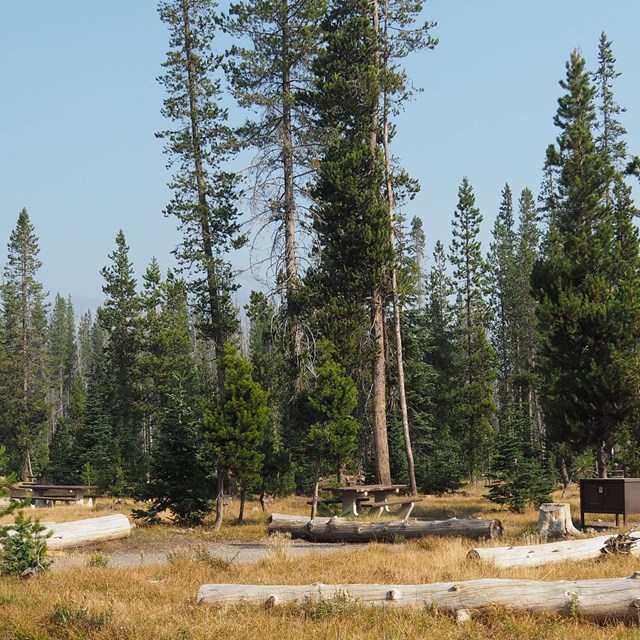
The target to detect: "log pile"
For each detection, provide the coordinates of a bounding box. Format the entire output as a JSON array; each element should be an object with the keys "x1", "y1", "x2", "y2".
[
  {"x1": 268, "y1": 513, "x2": 503, "y2": 542},
  {"x1": 468, "y1": 531, "x2": 640, "y2": 568},
  {"x1": 197, "y1": 572, "x2": 640, "y2": 621}
]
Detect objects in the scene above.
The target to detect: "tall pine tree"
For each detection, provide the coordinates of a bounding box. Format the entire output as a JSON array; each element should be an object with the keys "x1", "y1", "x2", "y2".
[
  {"x1": 307, "y1": 0, "x2": 393, "y2": 484},
  {"x1": 533, "y1": 50, "x2": 640, "y2": 478},
  {"x1": 157, "y1": 0, "x2": 244, "y2": 400},
  {"x1": 0, "y1": 209, "x2": 49, "y2": 477},
  {"x1": 449, "y1": 178, "x2": 496, "y2": 481}
]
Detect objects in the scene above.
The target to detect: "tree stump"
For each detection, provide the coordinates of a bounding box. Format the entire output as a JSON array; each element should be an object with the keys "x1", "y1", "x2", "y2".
[{"x1": 538, "y1": 502, "x2": 583, "y2": 539}]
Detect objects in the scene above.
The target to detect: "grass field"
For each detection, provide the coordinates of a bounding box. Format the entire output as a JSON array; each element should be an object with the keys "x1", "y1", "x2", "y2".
[{"x1": 1, "y1": 485, "x2": 640, "y2": 639}]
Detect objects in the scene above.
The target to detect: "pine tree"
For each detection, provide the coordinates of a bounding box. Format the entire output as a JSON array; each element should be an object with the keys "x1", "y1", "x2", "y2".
[
  {"x1": 202, "y1": 342, "x2": 270, "y2": 526},
  {"x1": 303, "y1": 339, "x2": 359, "y2": 518},
  {"x1": 138, "y1": 272, "x2": 210, "y2": 525},
  {"x1": 487, "y1": 407, "x2": 553, "y2": 512},
  {"x1": 307, "y1": 0, "x2": 393, "y2": 484},
  {"x1": 46, "y1": 295, "x2": 76, "y2": 437},
  {"x1": 488, "y1": 184, "x2": 517, "y2": 423},
  {"x1": 0, "y1": 209, "x2": 49, "y2": 477},
  {"x1": 137, "y1": 258, "x2": 165, "y2": 458},
  {"x1": 533, "y1": 50, "x2": 640, "y2": 478},
  {"x1": 421, "y1": 241, "x2": 464, "y2": 492},
  {"x1": 158, "y1": 0, "x2": 244, "y2": 401},
  {"x1": 246, "y1": 291, "x2": 296, "y2": 498},
  {"x1": 75, "y1": 310, "x2": 93, "y2": 389},
  {"x1": 449, "y1": 178, "x2": 496, "y2": 481},
  {"x1": 593, "y1": 32, "x2": 627, "y2": 171},
  {"x1": 408, "y1": 217, "x2": 427, "y2": 308},
  {"x1": 74, "y1": 318, "x2": 116, "y2": 490},
  {"x1": 98, "y1": 230, "x2": 142, "y2": 485}
]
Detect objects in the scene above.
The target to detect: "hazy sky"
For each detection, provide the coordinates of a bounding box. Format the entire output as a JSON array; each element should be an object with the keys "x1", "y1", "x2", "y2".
[{"x1": 1, "y1": 1, "x2": 639, "y2": 313}]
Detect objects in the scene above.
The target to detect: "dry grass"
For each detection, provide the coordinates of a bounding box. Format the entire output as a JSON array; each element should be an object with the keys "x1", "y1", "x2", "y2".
[{"x1": 1, "y1": 484, "x2": 640, "y2": 639}]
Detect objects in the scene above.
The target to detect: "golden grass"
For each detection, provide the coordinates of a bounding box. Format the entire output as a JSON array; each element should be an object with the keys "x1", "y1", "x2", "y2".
[{"x1": 1, "y1": 484, "x2": 640, "y2": 639}]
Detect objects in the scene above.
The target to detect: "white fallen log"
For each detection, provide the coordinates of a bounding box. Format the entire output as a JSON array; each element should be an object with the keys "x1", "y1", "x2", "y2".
[
  {"x1": 468, "y1": 531, "x2": 640, "y2": 568},
  {"x1": 198, "y1": 572, "x2": 640, "y2": 621},
  {"x1": 43, "y1": 514, "x2": 131, "y2": 550},
  {"x1": 538, "y1": 503, "x2": 583, "y2": 539},
  {"x1": 269, "y1": 513, "x2": 502, "y2": 542}
]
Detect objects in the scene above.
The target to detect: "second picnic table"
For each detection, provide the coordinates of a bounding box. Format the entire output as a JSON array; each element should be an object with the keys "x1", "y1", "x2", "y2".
[
  {"x1": 14, "y1": 484, "x2": 97, "y2": 507},
  {"x1": 325, "y1": 484, "x2": 406, "y2": 516}
]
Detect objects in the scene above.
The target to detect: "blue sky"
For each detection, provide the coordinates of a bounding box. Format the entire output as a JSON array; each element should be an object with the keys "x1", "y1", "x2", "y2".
[{"x1": 1, "y1": 1, "x2": 639, "y2": 313}]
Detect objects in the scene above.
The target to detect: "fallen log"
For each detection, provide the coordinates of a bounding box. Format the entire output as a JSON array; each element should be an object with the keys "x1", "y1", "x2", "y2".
[
  {"x1": 44, "y1": 514, "x2": 131, "y2": 550},
  {"x1": 468, "y1": 531, "x2": 640, "y2": 568},
  {"x1": 538, "y1": 503, "x2": 583, "y2": 539},
  {"x1": 268, "y1": 513, "x2": 502, "y2": 542},
  {"x1": 198, "y1": 572, "x2": 640, "y2": 621}
]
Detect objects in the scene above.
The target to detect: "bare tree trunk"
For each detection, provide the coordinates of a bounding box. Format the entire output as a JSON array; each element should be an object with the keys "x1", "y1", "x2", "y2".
[
  {"x1": 559, "y1": 455, "x2": 572, "y2": 498},
  {"x1": 280, "y1": 2, "x2": 304, "y2": 396},
  {"x1": 469, "y1": 531, "x2": 640, "y2": 568},
  {"x1": 270, "y1": 513, "x2": 502, "y2": 542},
  {"x1": 310, "y1": 458, "x2": 321, "y2": 520},
  {"x1": 212, "y1": 462, "x2": 225, "y2": 532},
  {"x1": 372, "y1": 290, "x2": 391, "y2": 485},
  {"x1": 596, "y1": 443, "x2": 608, "y2": 478},
  {"x1": 380, "y1": 5, "x2": 416, "y2": 494},
  {"x1": 198, "y1": 573, "x2": 640, "y2": 622},
  {"x1": 238, "y1": 487, "x2": 246, "y2": 524}
]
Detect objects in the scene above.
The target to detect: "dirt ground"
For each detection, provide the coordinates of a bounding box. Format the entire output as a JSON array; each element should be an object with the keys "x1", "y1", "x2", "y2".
[{"x1": 49, "y1": 533, "x2": 357, "y2": 570}]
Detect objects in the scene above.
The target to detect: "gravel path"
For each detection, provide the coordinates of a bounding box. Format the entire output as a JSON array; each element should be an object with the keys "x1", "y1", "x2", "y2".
[{"x1": 51, "y1": 539, "x2": 357, "y2": 570}]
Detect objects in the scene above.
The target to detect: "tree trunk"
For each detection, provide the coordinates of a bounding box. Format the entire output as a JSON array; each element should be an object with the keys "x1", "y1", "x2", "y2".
[
  {"x1": 211, "y1": 462, "x2": 225, "y2": 532},
  {"x1": 368, "y1": 0, "x2": 391, "y2": 487},
  {"x1": 380, "y1": 16, "x2": 416, "y2": 494},
  {"x1": 537, "y1": 502, "x2": 583, "y2": 539},
  {"x1": 199, "y1": 572, "x2": 640, "y2": 621},
  {"x1": 596, "y1": 443, "x2": 608, "y2": 478},
  {"x1": 238, "y1": 487, "x2": 246, "y2": 524},
  {"x1": 310, "y1": 458, "x2": 321, "y2": 520},
  {"x1": 280, "y1": 2, "x2": 304, "y2": 396},
  {"x1": 558, "y1": 455, "x2": 572, "y2": 498},
  {"x1": 269, "y1": 513, "x2": 502, "y2": 542},
  {"x1": 468, "y1": 531, "x2": 640, "y2": 568},
  {"x1": 371, "y1": 289, "x2": 391, "y2": 485}
]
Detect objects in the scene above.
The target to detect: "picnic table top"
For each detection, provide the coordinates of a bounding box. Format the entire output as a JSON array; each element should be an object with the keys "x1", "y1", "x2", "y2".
[
  {"x1": 20, "y1": 484, "x2": 97, "y2": 491},
  {"x1": 325, "y1": 484, "x2": 406, "y2": 494}
]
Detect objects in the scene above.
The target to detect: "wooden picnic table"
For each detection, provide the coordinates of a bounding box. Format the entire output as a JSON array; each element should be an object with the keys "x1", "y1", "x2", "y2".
[
  {"x1": 11, "y1": 484, "x2": 97, "y2": 507},
  {"x1": 325, "y1": 484, "x2": 406, "y2": 516}
]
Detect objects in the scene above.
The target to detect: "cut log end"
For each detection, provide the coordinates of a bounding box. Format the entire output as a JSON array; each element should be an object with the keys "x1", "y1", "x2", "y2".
[{"x1": 455, "y1": 608, "x2": 472, "y2": 623}]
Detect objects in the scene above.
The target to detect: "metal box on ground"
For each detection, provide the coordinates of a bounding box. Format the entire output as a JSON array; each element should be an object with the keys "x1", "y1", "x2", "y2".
[{"x1": 579, "y1": 478, "x2": 640, "y2": 528}]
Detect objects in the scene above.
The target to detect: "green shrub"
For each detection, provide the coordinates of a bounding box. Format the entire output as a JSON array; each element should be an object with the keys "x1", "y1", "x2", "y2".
[{"x1": 0, "y1": 511, "x2": 52, "y2": 575}]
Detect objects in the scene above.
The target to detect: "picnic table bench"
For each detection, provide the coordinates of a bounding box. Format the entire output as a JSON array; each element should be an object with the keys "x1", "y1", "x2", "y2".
[{"x1": 362, "y1": 496, "x2": 421, "y2": 520}]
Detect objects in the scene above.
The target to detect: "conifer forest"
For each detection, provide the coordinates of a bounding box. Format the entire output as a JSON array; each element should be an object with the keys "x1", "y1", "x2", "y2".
[{"x1": 3, "y1": 0, "x2": 640, "y2": 525}]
